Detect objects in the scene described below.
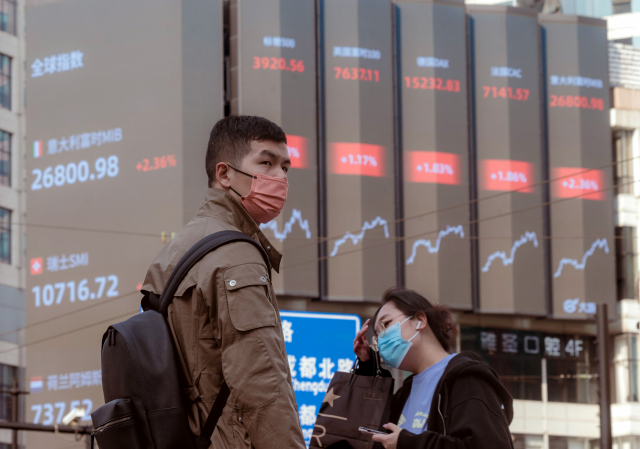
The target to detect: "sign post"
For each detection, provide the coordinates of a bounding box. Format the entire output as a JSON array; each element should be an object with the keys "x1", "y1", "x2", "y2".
[
  {"x1": 596, "y1": 304, "x2": 612, "y2": 449},
  {"x1": 280, "y1": 310, "x2": 361, "y2": 446}
]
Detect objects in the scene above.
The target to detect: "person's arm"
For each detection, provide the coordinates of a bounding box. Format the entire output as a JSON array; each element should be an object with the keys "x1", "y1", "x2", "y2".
[
  {"x1": 212, "y1": 257, "x2": 306, "y2": 449},
  {"x1": 352, "y1": 319, "x2": 392, "y2": 377},
  {"x1": 374, "y1": 378, "x2": 513, "y2": 449},
  {"x1": 398, "y1": 398, "x2": 512, "y2": 449}
]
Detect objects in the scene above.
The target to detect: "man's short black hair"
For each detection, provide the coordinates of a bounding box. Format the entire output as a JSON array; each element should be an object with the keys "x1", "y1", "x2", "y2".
[{"x1": 206, "y1": 115, "x2": 287, "y2": 187}]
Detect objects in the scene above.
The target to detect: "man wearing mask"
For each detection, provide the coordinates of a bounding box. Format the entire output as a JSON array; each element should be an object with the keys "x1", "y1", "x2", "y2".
[{"x1": 142, "y1": 116, "x2": 305, "y2": 449}]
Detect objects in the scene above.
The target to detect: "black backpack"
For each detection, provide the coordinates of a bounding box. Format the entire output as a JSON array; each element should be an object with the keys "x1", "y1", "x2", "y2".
[{"x1": 91, "y1": 231, "x2": 271, "y2": 449}]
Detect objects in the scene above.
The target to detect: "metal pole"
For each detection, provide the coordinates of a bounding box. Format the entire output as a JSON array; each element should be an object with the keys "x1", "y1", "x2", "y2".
[
  {"x1": 11, "y1": 377, "x2": 17, "y2": 449},
  {"x1": 596, "y1": 303, "x2": 612, "y2": 449},
  {"x1": 315, "y1": 0, "x2": 328, "y2": 301},
  {"x1": 541, "y1": 357, "x2": 549, "y2": 449},
  {"x1": 391, "y1": 3, "x2": 405, "y2": 289},
  {"x1": 0, "y1": 421, "x2": 92, "y2": 435}
]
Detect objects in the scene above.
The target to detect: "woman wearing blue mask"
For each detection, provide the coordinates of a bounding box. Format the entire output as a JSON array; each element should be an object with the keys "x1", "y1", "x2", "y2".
[{"x1": 353, "y1": 287, "x2": 514, "y2": 449}]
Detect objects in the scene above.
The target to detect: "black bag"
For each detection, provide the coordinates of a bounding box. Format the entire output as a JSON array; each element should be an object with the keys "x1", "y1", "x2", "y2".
[
  {"x1": 310, "y1": 352, "x2": 394, "y2": 449},
  {"x1": 91, "y1": 231, "x2": 271, "y2": 449}
]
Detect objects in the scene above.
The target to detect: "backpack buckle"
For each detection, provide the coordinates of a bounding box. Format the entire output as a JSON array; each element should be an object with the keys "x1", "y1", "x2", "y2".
[{"x1": 141, "y1": 292, "x2": 160, "y2": 312}]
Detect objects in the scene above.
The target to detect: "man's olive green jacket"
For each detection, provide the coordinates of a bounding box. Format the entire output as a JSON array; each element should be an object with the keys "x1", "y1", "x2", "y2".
[{"x1": 143, "y1": 188, "x2": 305, "y2": 449}]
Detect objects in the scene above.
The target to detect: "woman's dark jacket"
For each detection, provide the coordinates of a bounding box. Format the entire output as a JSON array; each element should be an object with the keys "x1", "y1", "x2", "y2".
[{"x1": 356, "y1": 351, "x2": 514, "y2": 449}]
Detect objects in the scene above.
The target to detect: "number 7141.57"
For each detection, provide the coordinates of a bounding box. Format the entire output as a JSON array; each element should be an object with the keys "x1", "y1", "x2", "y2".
[
  {"x1": 483, "y1": 86, "x2": 529, "y2": 101},
  {"x1": 32, "y1": 275, "x2": 119, "y2": 307}
]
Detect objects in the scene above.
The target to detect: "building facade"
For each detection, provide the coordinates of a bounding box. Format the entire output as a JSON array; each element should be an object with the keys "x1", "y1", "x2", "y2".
[
  {"x1": 0, "y1": 0, "x2": 26, "y2": 447},
  {"x1": 610, "y1": 40, "x2": 640, "y2": 449}
]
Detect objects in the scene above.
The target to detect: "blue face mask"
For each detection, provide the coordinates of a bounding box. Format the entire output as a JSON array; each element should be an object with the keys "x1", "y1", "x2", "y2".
[{"x1": 376, "y1": 316, "x2": 420, "y2": 369}]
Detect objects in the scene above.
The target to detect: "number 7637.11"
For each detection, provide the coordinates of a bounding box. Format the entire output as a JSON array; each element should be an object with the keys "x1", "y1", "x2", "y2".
[{"x1": 334, "y1": 66, "x2": 379, "y2": 82}]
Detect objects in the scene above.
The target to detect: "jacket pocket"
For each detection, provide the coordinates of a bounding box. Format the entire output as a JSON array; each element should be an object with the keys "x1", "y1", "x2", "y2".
[
  {"x1": 91, "y1": 398, "x2": 142, "y2": 449},
  {"x1": 224, "y1": 263, "x2": 277, "y2": 332}
]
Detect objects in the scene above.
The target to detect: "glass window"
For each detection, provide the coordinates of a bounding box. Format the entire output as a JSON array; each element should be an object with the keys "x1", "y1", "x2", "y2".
[
  {"x1": 630, "y1": 335, "x2": 638, "y2": 402},
  {"x1": 0, "y1": 363, "x2": 18, "y2": 421},
  {"x1": 612, "y1": 0, "x2": 632, "y2": 14},
  {"x1": 490, "y1": 355, "x2": 542, "y2": 401},
  {"x1": 613, "y1": 38, "x2": 633, "y2": 45},
  {"x1": 0, "y1": 54, "x2": 9, "y2": 110},
  {"x1": 613, "y1": 130, "x2": 634, "y2": 195},
  {"x1": 546, "y1": 336, "x2": 598, "y2": 404},
  {"x1": 616, "y1": 226, "x2": 637, "y2": 300},
  {"x1": 461, "y1": 327, "x2": 542, "y2": 401},
  {"x1": 0, "y1": 0, "x2": 16, "y2": 35},
  {"x1": 0, "y1": 207, "x2": 9, "y2": 264},
  {"x1": 0, "y1": 130, "x2": 10, "y2": 186},
  {"x1": 461, "y1": 326, "x2": 598, "y2": 404}
]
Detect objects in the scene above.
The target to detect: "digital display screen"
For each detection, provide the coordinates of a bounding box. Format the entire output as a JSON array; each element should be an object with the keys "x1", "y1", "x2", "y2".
[
  {"x1": 462, "y1": 326, "x2": 594, "y2": 362},
  {"x1": 540, "y1": 15, "x2": 616, "y2": 318},
  {"x1": 322, "y1": 0, "x2": 395, "y2": 301},
  {"x1": 230, "y1": 0, "x2": 318, "y2": 297},
  {"x1": 397, "y1": 0, "x2": 471, "y2": 309},
  {"x1": 468, "y1": 6, "x2": 546, "y2": 314},
  {"x1": 25, "y1": 0, "x2": 223, "y2": 445},
  {"x1": 461, "y1": 325, "x2": 597, "y2": 401}
]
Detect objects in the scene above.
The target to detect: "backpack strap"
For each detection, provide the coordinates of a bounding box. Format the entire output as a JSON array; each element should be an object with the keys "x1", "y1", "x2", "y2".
[
  {"x1": 199, "y1": 381, "x2": 230, "y2": 443},
  {"x1": 157, "y1": 230, "x2": 272, "y2": 315},
  {"x1": 149, "y1": 230, "x2": 271, "y2": 445}
]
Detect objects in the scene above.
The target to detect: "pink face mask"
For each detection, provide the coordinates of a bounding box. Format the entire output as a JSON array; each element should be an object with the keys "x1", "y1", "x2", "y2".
[{"x1": 228, "y1": 165, "x2": 288, "y2": 224}]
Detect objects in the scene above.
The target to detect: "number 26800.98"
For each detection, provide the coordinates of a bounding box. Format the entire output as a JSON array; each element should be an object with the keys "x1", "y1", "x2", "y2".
[{"x1": 31, "y1": 155, "x2": 119, "y2": 191}]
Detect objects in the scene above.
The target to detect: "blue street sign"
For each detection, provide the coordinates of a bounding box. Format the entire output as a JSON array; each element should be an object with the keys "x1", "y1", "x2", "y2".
[{"x1": 280, "y1": 310, "x2": 361, "y2": 446}]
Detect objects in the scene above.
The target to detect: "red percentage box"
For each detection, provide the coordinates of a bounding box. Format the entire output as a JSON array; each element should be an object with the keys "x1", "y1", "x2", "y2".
[
  {"x1": 481, "y1": 159, "x2": 534, "y2": 192},
  {"x1": 286, "y1": 135, "x2": 308, "y2": 169},
  {"x1": 553, "y1": 167, "x2": 604, "y2": 201},
  {"x1": 331, "y1": 143, "x2": 385, "y2": 177},
  {"x1": 136, "y1": 154, "x2": 177, "y2": 172},
  {"x1": 406, "y1": 151, "x2": 460, "y2": 185}
]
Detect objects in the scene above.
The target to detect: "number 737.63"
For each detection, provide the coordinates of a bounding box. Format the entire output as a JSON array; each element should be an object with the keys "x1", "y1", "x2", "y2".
[
  {"x1": 31, "y1": 399, "x2": 93, "y2": 425},
  {"x1": 483, "y1": 86, "x2": 529, "y2": 101}
]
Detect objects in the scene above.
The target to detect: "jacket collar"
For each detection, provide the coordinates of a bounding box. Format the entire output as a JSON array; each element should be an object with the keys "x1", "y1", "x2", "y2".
[{"x1": 196, "y1": 188, "x2": 282, "y2": 272}]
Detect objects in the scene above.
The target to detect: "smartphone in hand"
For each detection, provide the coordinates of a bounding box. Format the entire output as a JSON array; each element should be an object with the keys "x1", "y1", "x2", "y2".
[{"x1": 358, "y1": 427, "x2": 388, "y2": 436}]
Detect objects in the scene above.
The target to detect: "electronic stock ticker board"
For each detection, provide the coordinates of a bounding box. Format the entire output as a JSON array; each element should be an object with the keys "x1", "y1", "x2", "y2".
[
  {"x1": 468, "y1": 6, "x2": 547, "y2": 314},
  {"x1": 25, "y1": 0, "x2": 223, "y2": 446},
  {"x1": 231, "y1": 0, "x2": 319, "y2": 297},
  {"x1": 322, "y1": 0, "x2": 396, "y2": 301},
  {"x1": 540, "y1": 15, "x2": 616, "y2": 318},
  {"x1": 398, "y1": 0, "x2": 472, "y2": 310}
]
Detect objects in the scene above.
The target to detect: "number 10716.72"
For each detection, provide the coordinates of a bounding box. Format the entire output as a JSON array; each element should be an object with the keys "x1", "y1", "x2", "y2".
[{"x1": 32, "y1": 275, "x2": 119, "y2": 307}]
